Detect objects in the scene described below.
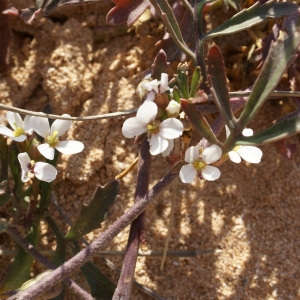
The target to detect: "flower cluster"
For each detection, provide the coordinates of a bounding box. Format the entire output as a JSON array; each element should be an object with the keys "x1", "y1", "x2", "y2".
[
  {"x1": 122, "y1": 73, "x2": 264, "y2": 185},
  {"x1": 122, "y1": 73, "x2": 183, "y2": 156},
  {"x1": 179, "y1": 128, "x2": 263, "y2": 184},
  {"x1": 0, "y1": 112, "x2": 84, "y2": 183}
]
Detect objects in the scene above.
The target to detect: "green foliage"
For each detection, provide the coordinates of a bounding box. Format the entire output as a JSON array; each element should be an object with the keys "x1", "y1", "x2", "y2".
[{"x1": 65, "y1": 180, "x2": 120, "y2": 240}]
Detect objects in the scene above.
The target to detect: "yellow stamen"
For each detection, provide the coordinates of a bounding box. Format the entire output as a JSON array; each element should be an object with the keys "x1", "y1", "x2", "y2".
[
  {"x1": 13, "y1": 123, "x2": 25, "y2": 137},
  {"x1": 46, "y1": 130, "x2": 59, "y2": 147},
  {"x1": 193, "y1": 160, "x2": 206, "y2": 170},
  {"x1": 147, "y1": 120, "x2": 160, "y2": 135}
]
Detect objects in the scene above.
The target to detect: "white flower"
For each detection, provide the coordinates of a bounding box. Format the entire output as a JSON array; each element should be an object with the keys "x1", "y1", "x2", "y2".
[
  {"x1": 18, "y1": 152, "x2": 57, "y2": 183},
  {"x1": 30, "y1": 115, "x2": 84, "y2": 160},
  {"x1": 226, "y1": 126, "x2": 262, "y2": 164},
  {"x1": 122, "y1": 101, "x2": 183, "y2": 156},
  {"x1": 180, "y1": 144, "x2": 222, "y2": 183},
  {"x1": 142, "y1": 73, "x2": 169, "y2": 102},
  {"x1": 166, "y1": 100, "x2": 180, "y2": 118},
  {"x1": 0, "y1": 112, "x2": 32, "y2": 142}
]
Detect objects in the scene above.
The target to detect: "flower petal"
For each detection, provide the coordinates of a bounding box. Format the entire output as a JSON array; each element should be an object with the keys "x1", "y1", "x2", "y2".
[
  {"x1": 228, "y1": 150, "x2": 242, "y2": 163},
  {"x1": 179, "y1": 164, "x2": 197, "y2": 183},
  {"x1": 23, "y1": 115, "x2": 33, "y2": 134},
  {"x1": 12, "y1": 135, "x2": 27, "y2": 142},
  {"x1": 31, "y1": 116, "x2": 50, "y2": 138},
  {"x1": 143, "y1": 79, "x2": 159, "y2": 93},
  {"x1": 136, "y1": 101, "x2": 157, "y2": 124},
  {"x1": 201, "y1": 165, "x2": 221, "y2": 181},
  {"x1": 51, "y1": 115, "x2": 72, "y2": 136},
  {"x1": 184, "y1": 145, "x2": 200, "y2": 164},
  {"x1": 242, "y1": 128, "x2": 253, "y2": 137},
  {"x1": 237, "y1": 146, "x2": 262, "y2": 163},
  {"x1": 149, "y1": 134, "x2": 168, "y2": 155},
  {"x1": 202, "y1": 145, "x2": 222, "y2": 164},
  {"x1": 162, "y1": 139, "x2": 174, "y2": 157},
  {"x1": 7, "y1": 112, "x2": 23, "y2": 130},
  {"x1": 0, "y1": 126, "x2": 14, "y2": 138},
  {"x1": 145, "y1": 92, "x2": 155, "y2": 102},
  {"x1": 34, "y1": 162, "x2": 57, "y2": 183},
  {"x1": 38, "y1": 143, "x2": 55, "y2": 160},
  {"x1": 160, "y1": 73, "x2": 169, "y2": 93},
  {"x1": 55, "y1": 140, "x2": 84, "y2": 155},
  {"x1": 159, "y1": 118, "x2": 183, "y2": 139},
  {"x1": 122, "y1": 117, "x2": 147, "y2": 138},
  {"x1": 18, "y1": 152, "x2": 31, "y2": 172}
]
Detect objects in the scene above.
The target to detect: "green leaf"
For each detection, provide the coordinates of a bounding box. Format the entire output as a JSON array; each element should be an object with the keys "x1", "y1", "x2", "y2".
[
  {"x1": 207, "y1": 44, "x2": 235, "y2": 130},
  {"x1": 65, "y1": 180, "x2": 120, "y2": 240},
  {"x1": 172, "y1": 86, "x2": 181, "y2": 102},
  {"x1": 236, "y1": 110, "x2": 300, "y2": 146},
  {"x1": 0, "y1": 193, "x2": 12, "y2": 207},
  {"x1": 202, "y1": 1, "x2": 298, "y2": 39},
  {"x1": 81, "y1": 261, "x2": 116, "y2": 300},
  {"x1": 0, "y1": 218, "x2": 9, "y2": 233},
  {"x1": 0, "y1": 135, "x2": 8, "y2": 182},
  {"x1": 189, "y1": 67, "x2": 202, "y2": 98},
  {"x1": 176, "y1": 63, "x2": 190, "y2": 99},
  {"x1": 0, "y1": 223, "x2": 39, "y2": 293},
  {"x1": 181, "y1": 99, "x2": 220, "y2": 145},
  {"x1": 237, "y1": 13, "x2": 300, "y2": 130},
  {"x1": 8, "y1": 142, "x2": 22, "y2": 196}
]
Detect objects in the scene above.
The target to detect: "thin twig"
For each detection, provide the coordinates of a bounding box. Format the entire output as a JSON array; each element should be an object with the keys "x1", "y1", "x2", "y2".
[
  {"x1": 5, "y1": 226, "x2": 94, "y2": 300},
  {"x1": 51, "y1": 195, "x2": 165, "y2": 300},
  {"x1": 0, "y1": 91, "x2": 298, "y2": 121},
  {"x1": 8, "y1": 164, "x2": 181, "y2": 300},
  {"x1": 113, "y1": 138, "x2": 152, "y2": 300}
]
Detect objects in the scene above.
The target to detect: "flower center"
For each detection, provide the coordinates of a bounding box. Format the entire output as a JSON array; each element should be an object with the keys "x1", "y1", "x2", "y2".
[
  {"x1": 27, "y1": 160, "x2": 35, "y2": 173},
  {"x1": 193, "y1": 160, "x2": 206, "y2": 170},
  {"x1": 13, "y1": 123, "x2": 25, "y2": 137},
  {"x1": 47, "y1": 130, "x2": 59, "y2": 147},
  {"x1": 147, "y1": 120, "x2": 160, "y2": 135}
]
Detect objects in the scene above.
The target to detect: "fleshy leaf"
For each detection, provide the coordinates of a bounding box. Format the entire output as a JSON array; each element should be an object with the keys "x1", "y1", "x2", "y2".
[
  {"x1": 237, "y1": 9, "x2": 300, "y2": 130},
  {"x1": 176, "y1": 63, "x2": 189, "y2": 99},
  {"x1": 181, "y1": 99, "x2": 220, "y2": 145},
  {"x1": 202, "y1": 1, "x2": 298, "y2": 40},
  {"x1": 65, "y1": 180, "x2": 120, "y2": 240},
  {"x1": 151, "y1": 49, "x2": 168, "y2": 80},
  {"x1": 207, "y1": 44, "x2": 235, "y2": 130},
  {"x1": 189, "y1": 67, "x2": 202, "y2": 98},
  {"x1": 0, "y1": 135, "x2": 8, "y2": 182},
  {"x1": 0, "y1": 193, "x2": 12, "y2": 207},
  {"x1": 236, "y1": 110, "x2": 300, "y2": 146},
  {"x1": 107, "y1": 0, "x2": 152, "y2": 26},
  {"x1": 0, "y1": 218, "x2": 8, "y2": 233},
  {"x1": 0, "y1": 224, "x2": 39, "y2": 294}
]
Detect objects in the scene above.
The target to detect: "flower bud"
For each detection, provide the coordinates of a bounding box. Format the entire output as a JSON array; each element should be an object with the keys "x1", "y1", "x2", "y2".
[{"x1": 166, "y1": 100, "x2": 180, "y2": 117}]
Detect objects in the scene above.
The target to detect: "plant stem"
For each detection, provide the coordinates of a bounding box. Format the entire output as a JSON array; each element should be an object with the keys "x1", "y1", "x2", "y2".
[
  {"x1": 113, "y1": 138, "x2": 151, "y2": 300},
  {"x1": 7, "y1": 163, "x2": 181, "y2": 300},
  {"x1": 5, "y1": 226, "x2": 94, "y2": 300}
]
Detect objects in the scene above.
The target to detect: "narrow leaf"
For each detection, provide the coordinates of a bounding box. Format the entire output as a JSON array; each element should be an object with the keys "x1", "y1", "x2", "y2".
[
  {"x1": 0, "y1": 218, "x2": 8, "y2": 233},
  {"x1": 236, "y1": 110, "x2": 300, "y2": 146},
  {"x1": 176, "y1": 64, "x2": 190, "y2": 99},
  {"x1": 65, "y1": 180, "x2": 120, "y2": 240},
  {"x1": 0, "y1": 135, "x2": 8, "y2": 182},
  {"x1": 207, "y1": 44, "x2": 235, "y2": 130},
  {"x1": 203, "y1": 1, "x2": 298, "y2": 40},
  {"x1": 237, "y1": 11, "x2": 300, "y2": 130},
  {"x1": 181, "y1": 99, "x2": 220, "y2": 145},
  {"x1": 0, "y1": 224, "x2": 39, "y2": 293},
  {"x1": 0, "y1": 193, "x2": 12, "y2": 207},
  {"x1": 72, "y1": 241, "x2": 116, "y2": 299},
  {"x1": 189, "y1": 66, "x2": 202, "y2": 98},
  {"x1": 107, "y1": 0, "x2": 152, "y2": 26},
  {"x1": 151, "y1": 49, "x2": 168, "y2": 80}
]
